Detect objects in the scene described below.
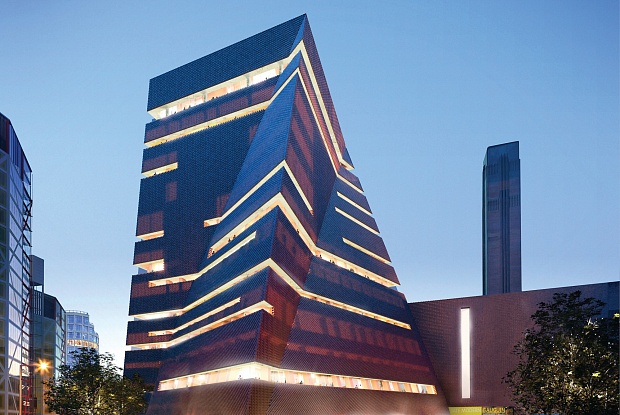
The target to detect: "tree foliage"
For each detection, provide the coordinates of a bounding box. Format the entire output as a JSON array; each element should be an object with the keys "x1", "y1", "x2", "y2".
[
  {"x1": 44, "y1": 348, "x2": 151, "y2": 415},
  {"x1": 505, "y1": 291, "x2": 619, "y2": 415}
]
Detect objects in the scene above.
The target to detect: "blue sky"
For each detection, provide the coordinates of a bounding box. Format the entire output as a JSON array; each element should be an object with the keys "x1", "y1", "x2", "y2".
[{"x1": 1, "y1": 1, "x2": 618, "y2": 364}]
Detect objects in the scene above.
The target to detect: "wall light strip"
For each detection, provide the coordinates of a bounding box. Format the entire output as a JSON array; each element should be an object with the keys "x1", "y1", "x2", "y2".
[{"x1": 460, "y1": 307, "x2": 471, "y2": 399}]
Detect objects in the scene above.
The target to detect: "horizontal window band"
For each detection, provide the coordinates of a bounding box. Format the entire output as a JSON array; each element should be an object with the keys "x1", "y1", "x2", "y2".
[
  {"x1": 136, "y1": 230, "x2": 164, "y2": 241},
  {"x1": 158, "y1": 362, "x2": 437, "y2": 395},
  {"x1": 142, "y1": 162, "x2": 178, "y2": 178},
  {"x1": 145, "y1": 105, "x2": 268, "y2": 148}
]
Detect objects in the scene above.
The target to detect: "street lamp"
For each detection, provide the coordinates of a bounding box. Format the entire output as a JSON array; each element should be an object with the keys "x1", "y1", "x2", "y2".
[{"x1": 19, "y1": 359, "x2": 50, "y2": 415}]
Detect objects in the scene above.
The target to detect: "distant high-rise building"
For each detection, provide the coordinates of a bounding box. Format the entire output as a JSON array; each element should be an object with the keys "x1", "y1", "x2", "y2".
[
  {"x1": 0, "y1": 112, "x2": 34, "y2": 415},
  {"x1": 482, "y1": 141, "x2": 521, "y2": 295},
  {"x1": 66, "y1": 310, "x2": 99, "y2": 365},
  {"x1": 125, "y1": 15, "x2": 448, "y2": 415}
]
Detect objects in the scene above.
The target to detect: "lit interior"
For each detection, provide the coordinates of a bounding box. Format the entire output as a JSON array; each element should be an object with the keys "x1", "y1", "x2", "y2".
[
  {"x1": 142, "y1": 162, "x2": 178, "y2": 178},
  {"x1": 148, "y1": 61, "x2": 285, "y2": 120},
  {"x1": 135, "y1": 258, "x2": 165, "y2": 273},
  {"x1": 145, "y1": 103, "x2": 269, "y2": 148},
  {"x1": 342, "y1": 238, "x2": 390, "y2": 265},
  {"x1": 335, "y1": 207, "x2": 379, "y2": 235},
  {"x1": 158, "y1": 362, "x2": 437, "y2": 395},
  {"x1": 204, "y1": 217, "x2": 221, "y2": 227},
  {"x1": 337, "y1": 192, "x2": 373, "y2": 216},
  {"x1": 67, "y1": 339, "x2": 98, "y2": 349}
]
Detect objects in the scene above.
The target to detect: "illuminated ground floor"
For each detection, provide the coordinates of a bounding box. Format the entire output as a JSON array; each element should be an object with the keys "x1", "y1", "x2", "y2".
[{"x1": 146, "y1": 379, "x2": 449, "y2": 415}]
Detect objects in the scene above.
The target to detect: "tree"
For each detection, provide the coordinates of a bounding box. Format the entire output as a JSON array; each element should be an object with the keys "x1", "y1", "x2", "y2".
[
  {"x1": 505, "y1": 291, "x2": 619, "y2": 415},
  {"x1": 44, "y1": 348, "x2": 151, "y2": 415}
]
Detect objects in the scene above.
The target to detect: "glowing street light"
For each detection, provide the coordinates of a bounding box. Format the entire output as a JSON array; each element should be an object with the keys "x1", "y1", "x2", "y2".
[{"x1": 19, "y1": 359, "x2": 50, "y2": 415}]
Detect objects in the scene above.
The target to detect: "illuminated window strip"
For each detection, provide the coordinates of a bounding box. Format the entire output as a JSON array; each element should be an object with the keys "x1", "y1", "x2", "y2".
[
  {"x1": 148, "y1": 59, "x2": 288, "y2": 120},
  {"x1": 145, "y1": 103, "x2": 269, "y2": 148},
  {"x1": 132, "y1": 309, "x2": 182, "y2": 321},
  {"x1": 335, "y1": 207, "x2": 379, "y2": 235},
  {"x1": 158, "y1": 362, "x2": 436, "y2": 395},
  {"x1": 337, "y1": 192, "x2": 373, "y2": 217},
  {"x1": 342, "y1": 238, "x2": 391, "y2": 265},
  {"x1": 142, "y1": 162, "x2": 178, "y2": 177},
  {"x1": 137, "y1": 230, "x2": 164, "y2": 241},
  {"x1": 204, "y1": 217, "x2": 221, "y2": 227},
  {"x1": 131, "y1": 301, "x2": 273, "y2": 350},
  {"x1": 148, "y1": 298, "x2": 241, "y2": 336},
  {"x1": 147, "y1": 231, "x2": 257, "y2": 287},
  {"x1": 67, "y1": 339, "x2": 98, "y2": 349},
  {"x1": 145, "y1": 60, "x2": 300, "y2": 148},
  {"x1": 134, "y1": 258, "x2": 164, "y2": 273}
]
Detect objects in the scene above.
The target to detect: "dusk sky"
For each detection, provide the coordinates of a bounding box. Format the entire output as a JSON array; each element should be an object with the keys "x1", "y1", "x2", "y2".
[{"x1": 1, "y1": 1, "x2": 617, "y2": 364}]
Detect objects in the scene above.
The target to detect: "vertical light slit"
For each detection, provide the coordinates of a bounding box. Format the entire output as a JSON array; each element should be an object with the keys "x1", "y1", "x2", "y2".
[{"x1": 460, "y1": 307, "x2": 471, "y2": 399}]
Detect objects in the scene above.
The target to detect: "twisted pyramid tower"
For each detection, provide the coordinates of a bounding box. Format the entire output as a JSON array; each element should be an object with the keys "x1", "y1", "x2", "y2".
[{"x1": 125, "y1": 15, "x2": 448, "y2": 415}]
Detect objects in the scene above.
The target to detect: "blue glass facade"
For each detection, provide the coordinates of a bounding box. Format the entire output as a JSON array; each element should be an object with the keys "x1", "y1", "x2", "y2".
[
  {"x1": 126, "y1": 16, "x2": 448, "y2": 414},
  {"x1": 0, "y1": 112, "x2": 34, "y2": 415}
]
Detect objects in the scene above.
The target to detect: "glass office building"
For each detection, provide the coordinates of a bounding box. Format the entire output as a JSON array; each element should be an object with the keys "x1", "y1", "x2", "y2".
[
  {"x1": 31, "y1": 289, "x2": 65, "y2": 415},
  {"x1": 482, "y1": 142, "x2": 522, "y2": 295},
  {"x1": 125, "y1": 16, "x2": 448, "y2": 414},
  {"x1": 66, "y1": 310, "x2": 99, "y2": 365},
  {"x1": 0, "y1": 112, "x2": 34, "y2": 415}
]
